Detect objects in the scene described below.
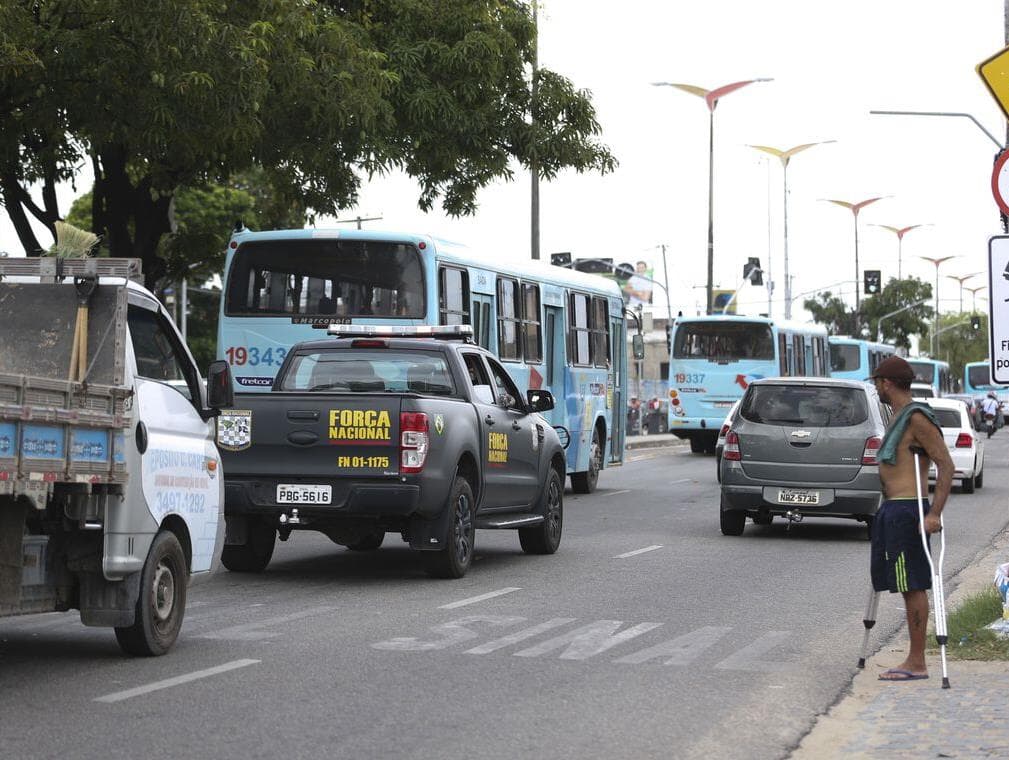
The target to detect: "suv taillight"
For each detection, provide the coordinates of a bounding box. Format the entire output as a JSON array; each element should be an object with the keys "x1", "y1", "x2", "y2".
[
  {"x1": 955, "y1": 432, "x2": 973, "y2": 448},
  {"x1": 862, "y1": 436, "x2": 882, "y2": 465},
  {"x1": 724, "y1": 431, "x2": 741, "y2": 461},
  {"x1": 400, "y1": 412, "x2": 429, "y2": 473},
  {"x1": 719, "y1": 423, "x2": 730, "y2": 438}
]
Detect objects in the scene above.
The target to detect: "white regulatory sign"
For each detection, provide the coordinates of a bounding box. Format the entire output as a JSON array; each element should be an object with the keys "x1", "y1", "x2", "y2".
[{"x1": 988, "y1": 236, "x2": 1009, "y2": 383}]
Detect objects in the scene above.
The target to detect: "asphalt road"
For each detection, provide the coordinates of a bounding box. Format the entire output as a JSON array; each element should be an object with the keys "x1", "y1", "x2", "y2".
[{"x1": 2, "y1": 437, "x2": 1007, "y2": 760}]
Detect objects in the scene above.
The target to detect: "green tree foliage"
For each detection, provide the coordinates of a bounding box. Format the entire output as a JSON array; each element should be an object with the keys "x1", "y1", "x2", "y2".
[
  {"x1": 921, "y1": 312, "x2": 989, "y2": 386},
  {"x1": 1, "y1": 0, "x2": 615, "y2": 287},
  {"x1": 803, "y1": 276, "x2": 933, "y2": 349}
]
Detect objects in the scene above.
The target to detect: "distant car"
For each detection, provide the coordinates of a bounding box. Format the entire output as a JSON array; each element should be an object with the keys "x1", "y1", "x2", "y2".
[
  {"x1": 714, "y1": 399, "x2": 741, "y2": 483},
  {"x1": 943, "y1": 393, "x2": 976, "y2": 419},
  {"x1": 718, "y1": 377, "x2": 889, "y2": 536},
  {"x1": 925, "y1": 398, "x2": 985, "y2": 493},
  {"x1": 910, "y1": 382, "x2": 935, "y2": 399}
]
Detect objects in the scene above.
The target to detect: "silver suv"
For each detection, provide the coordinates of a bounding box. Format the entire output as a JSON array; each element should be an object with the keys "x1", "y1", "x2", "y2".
[{"x1": 718, "y1": 377, "x2": 889, "y2": 536}]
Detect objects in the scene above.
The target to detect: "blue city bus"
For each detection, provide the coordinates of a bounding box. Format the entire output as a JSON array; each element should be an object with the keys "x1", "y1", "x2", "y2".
[
  {"x1": 963, "y1": 360, "x2": 1009, "y2": 400},
  {"x1": 666, "y1": 315, "x2": 829, "y2": 453},
  {"x1": 828, "y1": 337, "x2": 896, "y2": 381},
  {"x1": 907, "y1": 357, "x2": 952, "y2": 396},
  {"x1": 216, "y1": 227, "x2": 631, "y2": 492}
]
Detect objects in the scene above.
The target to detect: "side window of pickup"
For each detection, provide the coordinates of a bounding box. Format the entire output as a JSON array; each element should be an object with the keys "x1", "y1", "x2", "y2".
[
  {"x1": 127, "y1": 305, "x2": 197, "y2": 401},
  {"x1": 486, "y1": 357, "x2": 525, "y2": 412},
  {"x1": 462, "y1": 352, "x2": 494, "y2": 405}
]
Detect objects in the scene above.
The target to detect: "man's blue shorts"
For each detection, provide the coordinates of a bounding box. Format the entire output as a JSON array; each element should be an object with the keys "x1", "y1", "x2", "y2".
[{"x1": 871, "y1": 498, "x2": 932, "y2": 593}]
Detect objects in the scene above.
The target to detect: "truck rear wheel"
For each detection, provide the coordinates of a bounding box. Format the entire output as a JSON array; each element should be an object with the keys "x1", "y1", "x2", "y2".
[
  {"x1": 520, "y1": 469, "x2": 563, "y2": 554},
  {"x1": 221, "y1": 520, "x2": 276, "y2": 573},
  {"x1": 423, "y1": 476, "x2": 475, "y2": 579},
  {"x1": 114, "y1": 530, "x2": 187, "y2": 657}
]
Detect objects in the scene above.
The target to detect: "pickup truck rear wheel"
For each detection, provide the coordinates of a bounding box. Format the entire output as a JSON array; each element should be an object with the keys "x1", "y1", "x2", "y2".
[
  {"x1": 221, "y1": 520, "x2": 276, "y2": 572},
  {"x1": 114, "y1": 530, "x2": 187, "y2": 656},
  {"x1": 571, "y1": 428, "x2": 602, "y2": 494},
  {"x1": 423, "y1": 476, "x2": 475, "y2": 579},
  {"x1": 520, "y1": 469, "x2": 563, "y2": 554}
]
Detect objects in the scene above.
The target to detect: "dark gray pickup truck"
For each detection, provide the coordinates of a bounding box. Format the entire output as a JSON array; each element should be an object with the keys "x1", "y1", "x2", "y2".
[{"x1": 217, "y1": 326, "x2": 566, "y2": 578}]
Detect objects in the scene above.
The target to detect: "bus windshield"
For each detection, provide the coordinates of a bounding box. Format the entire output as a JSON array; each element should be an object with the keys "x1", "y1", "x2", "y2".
[
  {"x1": 224, "y1": 239, "x2": 425, "y2": 319},
  {"x1": 907, "y1": 361, "x2": 936, "y2": 384},
  {"x1": 967, "y1": 363, "x2": 991, "y2": 389},
  {"x1": 830, "y1": 343, "x2": 860, "y2": 373},
  {"x1": 673, "y1": 321, "x2": 774, "y2": 361}
]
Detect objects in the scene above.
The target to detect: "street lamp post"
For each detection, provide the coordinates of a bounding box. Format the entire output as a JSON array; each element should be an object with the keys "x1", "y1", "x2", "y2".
[
  {"x1": 965, "y1": 285, "x2": 987, "y2": 315},
  {"x1": 869, "y1": 224, "x2": 929, "y2": 280},
  {"x1": 652, "y1": 78, "x2": 772, "y2": 316},
  {"x1": 822, "y1": 197, "x2": 887, "y2": 331},
  {"x1": 749, "y1": 141, "x2": 835, "y2": 319},
  {"x1": 946, "y1": 272, "x2": 982, "y2": 313},
  {"x1": 919, "y1": 255, "x2": 956, "y2": 355}
]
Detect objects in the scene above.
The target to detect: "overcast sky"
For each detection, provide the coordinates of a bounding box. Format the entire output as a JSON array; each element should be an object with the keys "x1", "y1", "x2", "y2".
[{"x1": 3, "y1": 0, "x2": 1007, "y2": 323}]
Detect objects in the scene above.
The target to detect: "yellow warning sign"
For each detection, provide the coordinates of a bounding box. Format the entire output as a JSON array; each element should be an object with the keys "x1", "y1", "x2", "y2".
[{"x1": 978, "y1": 45, "x2": 1009, "y2": 121}]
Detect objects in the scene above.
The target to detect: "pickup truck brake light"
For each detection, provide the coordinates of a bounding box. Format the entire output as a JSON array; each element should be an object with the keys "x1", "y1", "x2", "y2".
[
  {"x1": 400, "y1": 412, "x2": 429, "y2": 473},
  {"x1": 352, "y1": 339, "x2": 388, "y2": 348}
]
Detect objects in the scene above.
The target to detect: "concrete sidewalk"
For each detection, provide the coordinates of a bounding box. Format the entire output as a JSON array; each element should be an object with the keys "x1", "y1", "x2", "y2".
[
  {"x1": 790, "y1": 529, "x2": 1009, "y2": 759},
  {"x1": 624, "y1": 433, "x2": 685, "y2": 451}
]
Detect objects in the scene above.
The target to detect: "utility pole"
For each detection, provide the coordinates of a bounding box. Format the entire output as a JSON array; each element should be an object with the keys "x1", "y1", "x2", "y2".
[{"x1": 530, "y1": 0, "x2": 540, "y2": 260}]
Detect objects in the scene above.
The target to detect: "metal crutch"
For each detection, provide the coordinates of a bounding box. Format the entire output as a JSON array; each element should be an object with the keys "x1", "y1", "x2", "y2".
[
  {"x1": 857, "y1": 586, "x2": 881, "y2": 668},
  {"x1": 910, "y1": 445, "x2": 950, "y2": 689}
]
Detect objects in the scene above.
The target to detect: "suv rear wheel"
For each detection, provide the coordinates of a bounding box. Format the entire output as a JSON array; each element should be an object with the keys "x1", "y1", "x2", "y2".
[{"x1": 719, "y1": 494, "x2": 745, "y2": 536}]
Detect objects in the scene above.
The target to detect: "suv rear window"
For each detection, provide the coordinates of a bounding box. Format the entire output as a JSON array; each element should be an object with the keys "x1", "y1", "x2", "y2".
[
  {"x1": 740, "y1": 385, "x2": 869, "y2": 427},
  {"x1": 932, "y1": 408, "x2": 962, "y2": 428},
  {"x1": 277, "y1": 350, "x2": 456, "y2": 396}
]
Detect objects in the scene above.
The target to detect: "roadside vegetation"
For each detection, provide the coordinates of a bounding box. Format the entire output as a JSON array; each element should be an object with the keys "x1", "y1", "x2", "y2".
[{"x1": 930, "y1": 587, "x2": 1008, "y2": 660}]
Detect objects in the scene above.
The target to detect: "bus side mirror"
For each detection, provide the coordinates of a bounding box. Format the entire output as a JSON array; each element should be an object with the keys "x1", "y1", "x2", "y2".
[
  {"x1": 632, "y1": 334, "x2": 645, "y2": 361},
  {"x1": 206, "y1": 360, "x2": 235, "y2": 411}
]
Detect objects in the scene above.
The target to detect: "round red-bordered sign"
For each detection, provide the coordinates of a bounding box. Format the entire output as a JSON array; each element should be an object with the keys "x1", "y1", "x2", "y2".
[{"x1": 992, "y1": 150, "x2": 1009, "y2": 216}]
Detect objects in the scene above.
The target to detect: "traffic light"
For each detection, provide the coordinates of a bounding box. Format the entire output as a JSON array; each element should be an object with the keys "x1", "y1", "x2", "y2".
[
  {"x1": 863, "y1": 270, "x2": 881, "y2": 295},
  {"x1": 743, "y1": 257, "x2": 762, "y2": 285},
  {"x1": 971, "y1": 315, "x2": 981, "y2": 330},
  {"x1": 550, "y1": 252, "x2": 572, "y2": 268}
]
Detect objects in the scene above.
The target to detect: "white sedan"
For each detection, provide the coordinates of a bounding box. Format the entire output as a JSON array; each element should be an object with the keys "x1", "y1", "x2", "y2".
[{"x1": 925, "y1": 398, "x2": 985, "y2": 493}]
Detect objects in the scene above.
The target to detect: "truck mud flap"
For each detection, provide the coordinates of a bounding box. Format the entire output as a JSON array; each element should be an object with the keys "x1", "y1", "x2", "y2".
[
  {"x1": 407, "y1": 505, "x2": 451, "y2": 551},
  {"x1": 79, "y1": 570, "x2": 141, "y2": 627}
]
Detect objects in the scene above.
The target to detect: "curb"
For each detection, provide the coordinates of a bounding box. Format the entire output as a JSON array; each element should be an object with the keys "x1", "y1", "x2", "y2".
[{"x1": 625, "y1": 435, "x2": 687, "y2": 451}]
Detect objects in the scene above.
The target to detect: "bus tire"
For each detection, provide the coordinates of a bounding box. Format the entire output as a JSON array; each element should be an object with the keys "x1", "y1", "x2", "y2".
[
  {"x1": 572, "y1": 428, "x2": 602, "y2": 494},
  {"x1": 520, "y1": 469, "x2": 563, "y2": 555},
  {"x1": 114, "y1": 530, "x2": 187, "y2": 657},
  {"x1": 423, "y1": 476, "x2": 475, "y2": 579},
  {"x1": 221, "y1": 520, "x2": 276, "y2": 573},
  {"x1": 689, "y1": 436, "x2": 704, "y2": 454}
]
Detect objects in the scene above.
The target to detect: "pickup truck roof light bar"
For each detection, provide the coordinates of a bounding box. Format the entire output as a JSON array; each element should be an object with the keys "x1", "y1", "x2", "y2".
[{"x1": 326, "y1": 324, "x2": 474, "y2": 341}]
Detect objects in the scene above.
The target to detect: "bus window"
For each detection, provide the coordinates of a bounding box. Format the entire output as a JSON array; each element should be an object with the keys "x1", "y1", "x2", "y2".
[
  {"x1": 673, "y1": 321, "x2": 775, "y2": 362},
  {"x1": 778, "y1": 333, "x2": 788, "y2": 375},
  {"x1": 570, "y1": 293, "x2": 591, "y2": 366},
  {"x1": 224, "y1": 239, "x2": 425, "y2": 318},
  {"x1": 591, "y1": 296, "x2": 610, "y2": 368},
  {"x1": 497, "y1": 277, "x2": 520, "y2": 360},
  {"x1": 830, "y1": 343, "x2": 859, "y2": 373},
  {"x1": 438, "y1": 267, "x2": 470, "y2": 325},
  {"x1": 521, "y1": 283, "x2": 542, "y2": 363}
]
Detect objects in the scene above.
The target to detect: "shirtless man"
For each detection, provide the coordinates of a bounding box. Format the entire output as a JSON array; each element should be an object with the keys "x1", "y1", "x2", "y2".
[{"x1": 870, "y1": 356, "x2": 954, "y2": 681}]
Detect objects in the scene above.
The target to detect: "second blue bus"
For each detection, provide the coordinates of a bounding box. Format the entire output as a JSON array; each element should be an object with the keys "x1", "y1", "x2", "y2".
[
  {"x1": 666, "y1": 315, "x2": 829, "y2": 453},
  {"x1": 827, "y1": 337, "x2": 897, "y2": 381}
]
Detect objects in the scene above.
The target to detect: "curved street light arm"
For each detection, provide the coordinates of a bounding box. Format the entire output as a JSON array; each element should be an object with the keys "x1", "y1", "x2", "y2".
[
  {"x1": 876, "y1": 299, "x2": 930, "y2": 343},
  {"x1": 869, "y1": 110, "x2": 1005, "y2": 150}
]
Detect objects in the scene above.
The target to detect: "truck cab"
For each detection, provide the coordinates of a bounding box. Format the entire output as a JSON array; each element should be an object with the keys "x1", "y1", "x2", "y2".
[{"x1": 0, "y1": 257, "x2": 233, "y2": 655}]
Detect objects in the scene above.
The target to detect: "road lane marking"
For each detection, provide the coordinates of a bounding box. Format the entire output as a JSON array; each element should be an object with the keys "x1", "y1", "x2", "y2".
[
  {"x1": 197, "y1": 606, "x2": 335, "y2": 640},
  {"x1": 667, "y1": 478, "x2": 691, "y2": 484},
  {"x1": 464, "y1": 618, "x2": 576, "y2": 654},
  {"x1": 513, "y1": 620, "x2": 663, "y2": 660},
  {"x1": 607, "y1": 489, "x2": 632, "y2": 496},
  {"x1": 94, "y1": 659, "x2": 260, "y2": 703},
  {"x1": 614, "y1": 545, "x2": 663, "y2": 559},
  {"x1": 715, "y1": 631, "x2": 798, "y2": 672},
  {"x1": 439, "y1": 587, "x2": 522, "y2": 610}
]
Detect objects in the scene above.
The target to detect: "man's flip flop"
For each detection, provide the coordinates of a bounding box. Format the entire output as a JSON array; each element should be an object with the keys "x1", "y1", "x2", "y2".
[{"x1": 878, "y1": 668, "x2": 929, "y2": 681}]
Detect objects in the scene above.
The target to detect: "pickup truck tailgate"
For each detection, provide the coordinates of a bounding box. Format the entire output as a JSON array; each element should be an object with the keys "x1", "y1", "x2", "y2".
[{"x1": 221, "y1": 394, "x2": 401, "y2": 478}]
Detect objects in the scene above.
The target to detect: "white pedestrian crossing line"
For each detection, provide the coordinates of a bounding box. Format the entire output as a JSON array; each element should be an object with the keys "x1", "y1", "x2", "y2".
[
  {"x1": 439, "y1": 587, "x2": 522, "y2": 609},
  {"x1": 94, "y1": 659, "x2": 260, "y2": 703},
  {"x1": 614, "y1": 545, "x2": 663, "y2": 559}
]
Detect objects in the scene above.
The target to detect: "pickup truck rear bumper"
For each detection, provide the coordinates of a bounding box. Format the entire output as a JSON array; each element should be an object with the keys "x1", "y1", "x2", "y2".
[{"x1": 224, "y1": 479, "x2": 423, "y2": 517}]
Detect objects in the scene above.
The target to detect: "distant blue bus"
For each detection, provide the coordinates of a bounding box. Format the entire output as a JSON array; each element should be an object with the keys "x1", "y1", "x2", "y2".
[
  {"x1": 666, "y1": 315, "x2": 828, "y2": 453},
  {"x1": 828, "y1": 337, "x2": 897, "y2": 381},
  {"x1": 216, "y1": 227, "x2": 631, "y2": 492},
  {"x1": 907, "y1": 357, "x2": 952, "y2": 396},
  {"x1": 963, "y1": 360, "x2": 1009, "y2": 399}
]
